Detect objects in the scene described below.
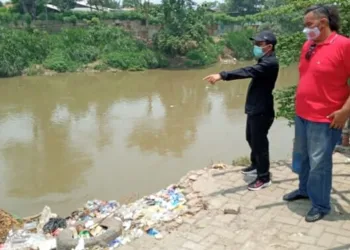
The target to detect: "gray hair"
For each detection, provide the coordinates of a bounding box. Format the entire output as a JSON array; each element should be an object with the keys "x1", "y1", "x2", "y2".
[{"x1": 304, "y1": 5, "x2": 340, "y2": 32}]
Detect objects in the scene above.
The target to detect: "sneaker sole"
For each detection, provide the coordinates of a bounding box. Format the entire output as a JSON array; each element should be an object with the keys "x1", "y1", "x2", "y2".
[{"x1": 248, "y1": 181, "x2": 272, "y2": 191}]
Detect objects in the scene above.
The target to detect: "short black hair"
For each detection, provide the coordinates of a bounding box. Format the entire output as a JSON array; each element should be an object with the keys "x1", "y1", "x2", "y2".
[{"x1": 304, "y1": 4, "x2": 340, "y2": 33}]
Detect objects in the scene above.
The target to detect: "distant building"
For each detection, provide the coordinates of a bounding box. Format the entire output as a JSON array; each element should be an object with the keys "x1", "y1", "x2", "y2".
[
  {"x1": 121, "y1": 7, "x2": 135, "y2": 11},
  {"x1": 45, "y1": 0, "x2": 117, "y2": 13},
  {"x1": 45, "y1": 4, "x2": 61, "y2": 12},
  {"x1": 72, "y1": 1, "x2": 115, "y2": 12},
  {"x1": 3, "y1": 2, "x2": 13, "y2": 9}
]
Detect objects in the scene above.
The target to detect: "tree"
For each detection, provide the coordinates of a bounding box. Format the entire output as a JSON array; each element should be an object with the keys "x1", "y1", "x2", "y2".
[
  {"x1": 153, "y1": 0, "x2": 209, "y2": 56},
  {"x1": 11, "y1": 0, "x2": 46, "y2": 18},
  {"x1": 50, "y1": 0, "x2": 76, "y2": 11},
  {"x1": 221, "y1": 0, "x2": 265, "y2": 16},
  {"x1": 249, "y1": 0, "x2": 350, "y2": 124},
  {"x1": 88, "y1": 0, "x2": 120, "y2": 9},
  {"x1": 202, "y1": 1, "x2": 219, "y2": 9},
  {"x1": 263, "y1": 0, "x2": 286, "y2": 9},
  {"x1": 122, "y1": 0, "x2": 141, "y2": 8},
  {"x1": 219, "y1": 0, "x2": 350, "y2": 124}
]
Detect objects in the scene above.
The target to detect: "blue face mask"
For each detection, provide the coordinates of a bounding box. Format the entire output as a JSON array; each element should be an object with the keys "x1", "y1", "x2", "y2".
[{"x1": 253, "y1": 45, "x2": 264, "y2": 59}]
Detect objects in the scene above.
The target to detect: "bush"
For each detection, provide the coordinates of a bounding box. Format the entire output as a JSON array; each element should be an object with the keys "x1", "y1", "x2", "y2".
[
  {"x1": 104, "y1": 52, "x2": 146, "y2": 70},
  {"x1": 68, "y1": 44, "x2": 99, "y2": 64},
  {"x1": 0, "y1": 24, "x2": 189, "y2": 76},
  {"x1": 224, "y1": 29, "x2": 255, "y2": 60},
  {"x1": 63, "y1": 15, "x2": 78, "y2": 25},
  {"x1": 0, "y1": 28, "x2": 50, "y2": 77},
  {"x1": 142, "y1": 50, "x2": 168, "y2": 68},
  {"x1": 185, "y1": 40, "x2": 222, "y2": 67},
  {"x1": 274, "y1": 85, "x2": 296, "y2": 126},
  {"x1": 276, "y1": 32, "x2": 305, "y2": 66},
  {"x1": 0, "y1": 10, "x2": 164, "y2": 26},
  {"x1": 44, "y1": 49, "x2": 76, "y2": 72},
  {"x1": 104, "y1": 49, "x2": 167, "y2": 70},
  {"x1": 90, "y1": 17, "x2": 100, "y2": 25},
  {"x1": 94, "y1": 63, "x2": 109, "y2": 71},
  {"x1": 25, "y1": 64, "x2": 45, "y2": 76},
  {"x1": 23, "y1": 13, "x2": 32, "y2": 26}
]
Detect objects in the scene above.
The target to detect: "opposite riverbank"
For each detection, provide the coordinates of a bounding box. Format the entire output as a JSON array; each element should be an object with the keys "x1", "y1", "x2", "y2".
[
  {"x1": 0, "y1": 24, "x2": 237, "y2": 78},
  {"x1": 1, "y1": 152, "x2": 350, "y2": 249}
]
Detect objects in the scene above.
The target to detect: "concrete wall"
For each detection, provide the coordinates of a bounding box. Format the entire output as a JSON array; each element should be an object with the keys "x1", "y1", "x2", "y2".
[
  {"x1": 9, "y1": 19, "x2": 162, "y2": 40},
  {"x1": 9, "y1": 19, "x2": 236, "y2": 40}
]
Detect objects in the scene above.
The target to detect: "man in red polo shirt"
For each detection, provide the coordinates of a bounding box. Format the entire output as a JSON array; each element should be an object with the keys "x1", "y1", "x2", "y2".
[{"x1": 283, "y1": 5, "x2": 350, "y2": 222}]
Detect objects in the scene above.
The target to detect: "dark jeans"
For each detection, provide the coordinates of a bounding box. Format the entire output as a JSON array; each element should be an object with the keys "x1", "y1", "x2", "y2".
[
  {"x1": 336, "y1": 132, "x2": 342, "y2": 145},
  {"x1": 293, "y1": 116, "x2": 341, "y2": 214},
  {"x1": 246, "y1": 114, "x2": 274, "y2": 180}
]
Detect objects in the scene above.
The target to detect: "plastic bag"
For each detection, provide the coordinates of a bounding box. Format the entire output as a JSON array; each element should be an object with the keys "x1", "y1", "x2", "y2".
[
  {"x1": 3, "y1": 230, "x2": 56, "y2": 250},
  {"x1": 43, "y1": 218, "x2": 67, "y2": 234}
]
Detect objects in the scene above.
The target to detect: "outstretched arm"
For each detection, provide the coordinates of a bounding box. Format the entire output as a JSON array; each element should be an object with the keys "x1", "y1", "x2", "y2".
[
  {"x1": 203, "y1": 59, "x2": 276, "y2": 84},
  {"x1": 220, "y1": 60, "x2": 273, "y2": 81}
]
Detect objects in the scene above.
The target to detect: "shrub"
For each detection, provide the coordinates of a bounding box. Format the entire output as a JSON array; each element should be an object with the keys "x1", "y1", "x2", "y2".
[
  {"x1": 44, "y1": 49, "x2": 76, "y2": 72},
  {"x1": 68, "y1": 44, "x2": 99, "y2": 64},
  {"x1": 104, "y1": 49, "x2": 166, "y2": 70},
  {"x1": 104, "y1": 51, "x2": 147, "y2": 71},
  {"x1": 94, "y1": 63, "x2": 109, "y2": 71},
  {"x1": 274, "y1": 85, "x2": 297, "y2": 126},
  {"x1": 0, "y1": 24, "x2": 181, "y2": 75},
  {"x1": 23, "y1": 13, "x2": 32, "y2": 26},
  {"x1": 142, "y1": 50, "x2": 168, "y2": 69},
  {"x1": 90, "y1": 17, "x2": 100, "y2": 25},
  {"x1": 185, "y1": 40, "x2": 222, "y2": 67},
  {"x1": 26, "y1": 64, "x2": 45, "y2": 76},
  {"x1": 0, "y1": 28, "x2": 50, "y2": 77},
  {"x1": 276, "y1": 32, "x2": 305, "y2": 66},
  {"x1": 224, "y1": 29, "x2": 255, "y2": 60},
  {"x1": 63, "y1": 15, "x2": 78, "y2": 25}
]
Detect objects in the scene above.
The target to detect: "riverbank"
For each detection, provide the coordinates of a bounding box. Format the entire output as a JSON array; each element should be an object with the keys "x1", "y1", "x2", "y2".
[
  {"x1": 0, "y1": 25, "x2": 234, "y2": 78},
  {"x1": 21, "y1": 54, "x2": 236, "y2": 77},
  {"x1": 119, "y1": 152, "x2": 350, "y2": 250},
  {"x1": 2, "y1": 152, "x2": 350, "y2": 249}
]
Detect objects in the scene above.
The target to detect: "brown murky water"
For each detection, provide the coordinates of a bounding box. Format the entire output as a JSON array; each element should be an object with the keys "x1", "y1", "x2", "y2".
[{"x1": 0, "y1": 62, "x2": 298, "y2": 217}]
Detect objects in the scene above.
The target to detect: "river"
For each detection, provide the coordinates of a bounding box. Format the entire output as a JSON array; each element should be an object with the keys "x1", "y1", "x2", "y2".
[{"x1": 0, "y1": 62, "x2": 298, "y2": 217}]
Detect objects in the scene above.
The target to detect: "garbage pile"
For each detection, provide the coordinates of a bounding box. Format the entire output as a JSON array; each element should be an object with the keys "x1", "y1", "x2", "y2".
[
  {"x1": 0, "y1": 185, "x2": 188, "y2": 250},
  {"x1": 1, "y1": 206, "x2": 60, "y2": 250},
  {"x1": 0, "y1": 209, "x2": 22, "y2": 244},
  {"x1": 109, "y1": 185, "x2": 187, "y2": 247}
]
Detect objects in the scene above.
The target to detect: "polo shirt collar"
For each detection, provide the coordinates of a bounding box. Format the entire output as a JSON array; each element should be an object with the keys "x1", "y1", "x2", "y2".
[{"x1": 317, "y1": 32, "x2": 338, "y2": 45}]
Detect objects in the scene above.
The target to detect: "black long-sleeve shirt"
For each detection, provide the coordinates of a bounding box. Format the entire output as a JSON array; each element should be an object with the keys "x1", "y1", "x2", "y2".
[{"x1": 219, "y1": 52, "x2": 279, "y2": 116}]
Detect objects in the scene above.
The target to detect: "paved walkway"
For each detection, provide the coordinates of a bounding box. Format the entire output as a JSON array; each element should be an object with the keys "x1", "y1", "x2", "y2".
[{"x1": 120, "y1": 153, "x2": 350, "y2": 250}]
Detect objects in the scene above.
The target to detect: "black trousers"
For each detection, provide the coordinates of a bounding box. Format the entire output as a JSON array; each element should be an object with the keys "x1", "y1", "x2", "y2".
[{"x1": 246, "y1": 114, "x2": 274, "y2": 180}]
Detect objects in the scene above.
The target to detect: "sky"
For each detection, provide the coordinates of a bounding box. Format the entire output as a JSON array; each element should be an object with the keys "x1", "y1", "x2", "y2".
[
  {"x1": 151, "y1": 0, "x2": 223, "y2": 3},
  {"x1": 0, "y1": 0, "x2": 225, "y2": 4}
]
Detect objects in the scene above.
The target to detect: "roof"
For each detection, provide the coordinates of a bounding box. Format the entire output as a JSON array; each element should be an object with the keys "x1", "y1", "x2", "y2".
[
  {"x1": 45, "y1": 4, "x2": 61, "y2": 12},
  {"x1": 75, "y1": 0, "x2": 114, "y2": 11},
  {"x1": 45, "y1": 1, "x2": 116, "y2": 12}
]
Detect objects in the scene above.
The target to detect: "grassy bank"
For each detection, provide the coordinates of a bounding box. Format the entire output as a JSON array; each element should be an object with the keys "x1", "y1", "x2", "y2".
[
  {"x1": 0, "y1": 24, "x2": 230, "y2": 77},
  {"x1": 0, "y1": 19, "x2": 307, "y2": 78},
  {"x1": 0, "y1": 25, "x2": 166, "y2": 77}
]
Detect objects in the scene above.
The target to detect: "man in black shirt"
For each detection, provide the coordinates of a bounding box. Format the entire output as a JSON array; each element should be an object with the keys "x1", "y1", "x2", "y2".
[{"x1": 203, "y1": 30, "x2": 279, "y2": 191}]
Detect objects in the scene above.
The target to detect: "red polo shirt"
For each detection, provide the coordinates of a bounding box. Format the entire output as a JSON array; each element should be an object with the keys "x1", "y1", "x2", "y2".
[{"x1": 296, "y1": 32, "x2": 350, "y2": 123}]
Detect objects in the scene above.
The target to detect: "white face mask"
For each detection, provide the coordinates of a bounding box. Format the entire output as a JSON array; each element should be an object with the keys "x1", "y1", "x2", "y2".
[{"x1": 303, "y1": 27, "x2": 321, "y2": 40}]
